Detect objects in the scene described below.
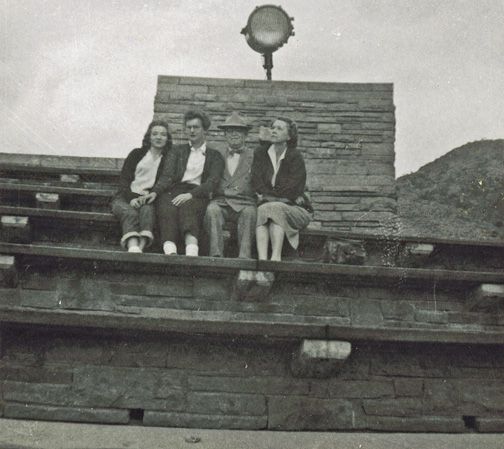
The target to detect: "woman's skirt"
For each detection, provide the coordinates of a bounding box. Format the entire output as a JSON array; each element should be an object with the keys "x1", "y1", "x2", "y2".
[{"x1": 256, "y1": 201, "x2": 312, "y2": 249}]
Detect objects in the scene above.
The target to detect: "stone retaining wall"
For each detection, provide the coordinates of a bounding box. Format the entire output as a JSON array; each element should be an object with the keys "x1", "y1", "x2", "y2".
[{"x1": 1, "y1": 327, "x2": 503, "y2": 432}]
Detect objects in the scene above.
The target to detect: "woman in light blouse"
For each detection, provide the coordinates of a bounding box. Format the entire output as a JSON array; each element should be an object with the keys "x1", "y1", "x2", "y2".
[{"x1": 111, "y1": 120, "x2": 172, "y2": 253}]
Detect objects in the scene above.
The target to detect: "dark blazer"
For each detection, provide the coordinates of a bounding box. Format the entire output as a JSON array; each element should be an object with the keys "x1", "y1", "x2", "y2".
[
  {"x1": 152, "y1": 143, "x2": 224, "y2": 199},
  {"x1": 115, "y1": 147, "x2": 168, "y2": 202},
  {"x1": 251, "y1": 144, "x2": 307, "y2": 202}
]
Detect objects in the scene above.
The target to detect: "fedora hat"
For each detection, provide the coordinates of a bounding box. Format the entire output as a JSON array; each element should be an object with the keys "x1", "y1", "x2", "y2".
[{"x1": 218, "y1": 111, "x2": 252, "y2": 130}]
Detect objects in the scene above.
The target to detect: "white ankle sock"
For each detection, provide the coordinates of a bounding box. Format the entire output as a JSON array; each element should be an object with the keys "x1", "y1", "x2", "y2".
[
  {"x1": 163, "y1": 241, "x2": 177, "y2": 255},
  {"x1": 185, "y1": 243, "x2": 199, "y2": 256}
]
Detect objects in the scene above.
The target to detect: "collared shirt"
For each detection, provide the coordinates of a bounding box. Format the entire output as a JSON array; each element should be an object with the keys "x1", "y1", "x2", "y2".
[
  {"x1": 130, "y1": 150, "x2": 162, "y2": 195},
  {"x1": 267, "y1": 144, "x2": 287, "y2": 187},
  {"x1": 181, "y1": 142, "x2": 207, "y2": 185},
  {"x1": 226, "y1": 147, "x2": 242, "y2": 176}
]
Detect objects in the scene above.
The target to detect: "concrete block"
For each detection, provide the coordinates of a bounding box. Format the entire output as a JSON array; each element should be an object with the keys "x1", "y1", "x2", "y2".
[
  {"x1": 0, "y1": 255, "x2": 18, "y2": 287},
  {"x1": 414, "y1": 309, "x2": 449, "y2": 324},
  {"x1": 268, "y1": 396, "x2": 356, "y2": 430},
  {"x1": 60, "y1": 174, "x2": 80, "y2": 183},
  {"x1": 187, "y1": 392, "x2": 266, "y2": 416},
  {"x1": 4, "y1": 403, "x2": 129, "y2": 424},
  {"x1": 144, "y1": 411, "x2": 266, "y2": 429},
  {"x1": 0, "y1": 366, "x2": 72, "y2": 384},
  {"x1": 319, "y1": 238, "x2": 366, "y2": 264},
  {"x1": 466, "y1": 284, "x2": 504, "y2": 311},
  {"x1": 366, "y1": 416, "x2": 465, "y2": 432},
  {"x1": 363, "y1": 398, "x2": 426, "y2": 417},
  {"x1": 35, "y1": 192, "x2": 60, "y2": 209},
  {"x1": 0, "y1": 216, "x2": 31, "y2": 243},
  {"x1": 232, "y1": 270, "x2": 274, "y2": 302},
  {"x1": 408, "y1": 243, "x2": 435, "y2": 256},
  {"x1": 475, "y1": 417, "x2": 504, "y2": 432},
  {"x1": 317, "y1": 123, "x2": 342, "y2": 133},
  {"x1": 394, "y1": 378, "x2": 424, "y2": 397},
  {"x1": 399, "y1": 243, "x2": 435, "y2": 267},
  {"x1": 325, "y1": 380, "x2": 394, "y2": 399},
  {"x1": 291, "y1": 340, "x2": 351, "y2": 378}
]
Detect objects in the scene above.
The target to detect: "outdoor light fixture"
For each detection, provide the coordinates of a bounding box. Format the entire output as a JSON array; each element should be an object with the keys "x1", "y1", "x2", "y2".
[{"x1": 241, "y1": 5, "x2": 294, "y2": 80}]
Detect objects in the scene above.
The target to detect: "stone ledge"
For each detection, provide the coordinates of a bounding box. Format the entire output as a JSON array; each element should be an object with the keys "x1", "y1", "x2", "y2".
[{"x1": 3, "y1": 403, "x2": 129, "y2": 424}]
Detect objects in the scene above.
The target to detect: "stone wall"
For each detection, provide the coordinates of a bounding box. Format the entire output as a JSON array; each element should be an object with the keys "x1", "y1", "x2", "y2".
[
  {"x1": 1, "y1": 327, "x2": 503, "y2": 432},
  {"x1": 153, "y1": 76, "x2": 396, "y2": 233}
]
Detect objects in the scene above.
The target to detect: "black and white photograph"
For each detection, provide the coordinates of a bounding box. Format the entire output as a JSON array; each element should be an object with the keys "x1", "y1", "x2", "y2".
[{"x1": 0, "y1": 1, "x2": 503, "y2": 447}]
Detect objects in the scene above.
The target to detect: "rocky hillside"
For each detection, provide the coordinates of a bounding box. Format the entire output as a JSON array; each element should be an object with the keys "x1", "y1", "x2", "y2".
[{"x1": 396, "y1": 139, "x2": 504, "y2": 241}]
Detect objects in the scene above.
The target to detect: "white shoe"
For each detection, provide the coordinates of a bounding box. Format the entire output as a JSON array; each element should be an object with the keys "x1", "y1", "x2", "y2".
[
  {"x1": 128, "y1": 246, "x2": 142, "y2": 253},
  {"x1": 163, "y1": 241, "x2": 177, "y2": 255},
  {"x1": 185, "y1": 244, "x2": 199, "y2": 256}
]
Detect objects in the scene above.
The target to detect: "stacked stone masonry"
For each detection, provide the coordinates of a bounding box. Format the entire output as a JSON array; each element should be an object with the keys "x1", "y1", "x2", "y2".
[
  {"x1": 154, "y1": 76, "x2": 397, "y2": 233},
  {"x1": 1, "y1": 327, "x2": 504, "y2": 432}
]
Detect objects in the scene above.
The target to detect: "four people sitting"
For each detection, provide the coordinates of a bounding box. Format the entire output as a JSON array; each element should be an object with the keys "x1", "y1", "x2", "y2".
[{"x1": 112, "y1": 110, "x2": 312, "y2": 259}]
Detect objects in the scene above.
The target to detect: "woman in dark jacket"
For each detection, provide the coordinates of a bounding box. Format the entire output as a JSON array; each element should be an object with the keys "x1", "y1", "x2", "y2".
[
  {"x1": 111, "y1": 120, "x2": 172, "y2": 253},
  {"x1": 251, "y1": 117, "x2": 312, "y2": 261}
]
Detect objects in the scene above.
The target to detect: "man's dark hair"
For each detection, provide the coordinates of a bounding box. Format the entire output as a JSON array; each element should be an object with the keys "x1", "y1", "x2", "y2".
[{"x1": 184, "y1": 109, "x2": 211, "y2": 131}]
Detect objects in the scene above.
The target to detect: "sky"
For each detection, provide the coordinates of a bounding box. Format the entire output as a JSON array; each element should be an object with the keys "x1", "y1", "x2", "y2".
[{"x1": 1, "y1": 0, "x2": 503, "y2": 176}]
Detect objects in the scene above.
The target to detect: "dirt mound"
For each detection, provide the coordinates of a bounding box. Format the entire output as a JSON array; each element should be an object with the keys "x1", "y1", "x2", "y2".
[{"x1": 396, "y1": 139, "x2": 504, "y2": 241}]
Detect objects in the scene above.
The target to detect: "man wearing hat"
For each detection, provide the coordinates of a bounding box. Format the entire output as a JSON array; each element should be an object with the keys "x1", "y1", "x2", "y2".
[{"x1": 204, "y1": 111, "x2": 257, "y2": 258}]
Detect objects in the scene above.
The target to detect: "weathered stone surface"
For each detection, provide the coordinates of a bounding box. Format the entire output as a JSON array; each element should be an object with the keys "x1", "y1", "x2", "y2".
[
  {"x1": 188, "y1": 375, "x2": 312, "y2": 396},
  {"x1": 0, "y1": 366, "x2": 72, "y2": 384},
  {"x1": 0, "y1": 216, "x2": 31, "y2": 243},
  {"x1": 3, "y1": 382, "x2": 72, "y2": 406},
  {"x1": 466, "y1": 284, "x2": 504, "y2": 311},
  {"x1": 394, "y1": 378, "x2": 424, "y2": 397},
  {"x1": 60, "y1": 174, "x2": 80, "y2": 183},
  {"x1": 398, "y1": 243, "x2": 435, "y2": 267},
  {"x1": 319, "y1": 238, "x2": 367, "y2": 264},
  {"x1": 325, "y1": 380, "x2": 394, "y2": 399},
  {"x1": 363, "y1": 398, "x2": 426, "y2": 417},
  {"x1": 233, "y1": 270, "x2": 274, "y2": 302},
  {"x1": 476, "y1": 417, "x2": 504, "y2": 432},
  {"x1": 193, "y1": 277, "x2": 230, "y2": 300},
  {"x1": 4, "y1": 403, "x2": 129, "y2": 424},
  {"x1": 143, "y1": 411, "x2": 266, "y2": 429},
  {"x1": 19, "y1": 290, "x2": 59, "y2": 308},
  {"x1": 0, "y1": 255, "x2": 17, "y2": 287},
  {"x1": 414, "y1": 310, "x2": 449, "y2": 324},
  {"x1": 317, "y1": 123, "x2": 342, "y2": 133},
  {"x1": 350, "y1": 299, "x2": 384, "y2": 326},
  {"x1": 268, "y1": 396, "x2": 357, "y2": 430},
  {"x1": 366, "y1": 415, "x2": 466, "y2": 432},
  {"x1": 187, "y1": 392, "x2": 266, "y2": 416},
  {"x1": 57, "y1": 279, "x2": 116, "y2": 311},
  {"x1": 291, "y1": 340, "x2": 352, "y2": 378},
  {"x1": 425, "y1": 379, "x2": 504, "y2": 413},
  {"x1": 35, "y1": 192, "x2": 60, "y2": 209},
  {"x1": 72, "y1": 366, "x2": 185, "y2": 410},
  {"x1": 381, "y1": 301, "x2": 415, "y2": 321},
  {"x1": 21, "y1": 273, "x2": 59, "y2": 291}
]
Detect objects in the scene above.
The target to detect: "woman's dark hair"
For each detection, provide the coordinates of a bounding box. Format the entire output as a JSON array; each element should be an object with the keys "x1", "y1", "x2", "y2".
[
  {"x1": 141, "y1": 120, "x2": 172, "y2": 153},
  {"x1": 272, "y1": 116, "x2": 298, "y2": 149},
  {"x1": 184, "y1": 109, "x2": 211, "y2": 131}
]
